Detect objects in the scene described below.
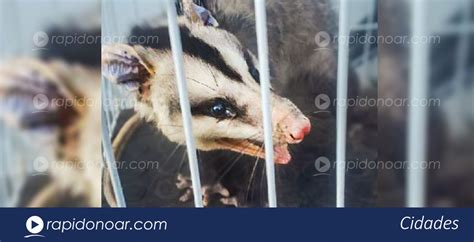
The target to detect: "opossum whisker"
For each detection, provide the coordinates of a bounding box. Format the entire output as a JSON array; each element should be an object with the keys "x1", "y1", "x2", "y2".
[
  {"x1": 216, "y1": 152, "x2": 245, "y2": 183},
  {"x1": 215, "y1": 133, "x2": 260, "y2": 182},
  {"x1": 162, "y1": 143, "x2": 182, "y2": 165},
  {"x1": 259, "y1": 159, "x2": 267, "y2": 206},
  {"x1": 162, "y1": 74, "x2": 217, "y2": 92},
  {"x1": 300, "y1": 111, "x2": 319, "y2": 117},
  {"x1": 188, "y1": 77, "x2": 217, "y2": 92},
  {"x1": 300, "y1": 110, "x2": 331, "y2": 119},
  {"x1": 208, "y1": 63, "x2": 219, "y2": 88},
  {"x1": 178, "y1": 148, "x2": 188, "y2": 171},
  {"x1": 245, "y1": 143, "x2": 263, "y2": 202},
  {"x1": 300, "y1": 109, "x2": 329, "y2": 115}
]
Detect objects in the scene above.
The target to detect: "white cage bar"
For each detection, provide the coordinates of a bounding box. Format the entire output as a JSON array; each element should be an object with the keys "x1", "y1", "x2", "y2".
[
  {"x1": 335, "y1": 0, "x2": 350, "y2": 208},
  {"x1": 165, "y1": 0, "x2": 204, "y2": 208},
  {"x1": 254, "y1": 0, "x2": 278, "y2": 208},
  {"x1": 101, "y1": 82, "x2": 127, "y2": 208},
  {"x1": 406, "y1": 0, "x2": 429, "y2": 207}
]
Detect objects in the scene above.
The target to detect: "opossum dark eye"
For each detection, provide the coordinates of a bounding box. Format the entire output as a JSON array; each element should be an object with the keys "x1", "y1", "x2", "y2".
[
  {"x1": 190, "y1": 98, "x2": 238, "y2": 119},
  {"x1": 209, "y1": 98, "x2": 236, "y2": 119}
]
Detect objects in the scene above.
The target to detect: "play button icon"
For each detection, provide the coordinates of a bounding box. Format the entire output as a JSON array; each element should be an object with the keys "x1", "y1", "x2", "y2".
[
  {"x1": 314, "y1": 156, "x2": 331, "y2": 173},
  {"x1": 33, "y1": 93, "x2": 49, "y2": 111},
  {"x1": 314, "y1": 31, "x2": 331, "y2": 48},
  {"x1": 33, "y1": 156, "x2": 49, "y2": 173},
  {"x1": 26, "y1": 215, "x2": 44, "y2": 235},
  {"x1": 33, "y1": 31, "x2": 49, "y2": 48},
  {"x1": 314, "y1": 94, "x2": 330, "y2": 110}
]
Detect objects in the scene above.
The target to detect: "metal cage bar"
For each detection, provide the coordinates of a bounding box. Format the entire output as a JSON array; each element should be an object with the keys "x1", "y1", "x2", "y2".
[
  {"x1": 336, "y1": 0, "x2": 350, "y2": 208},
  {"x1": 101, "y1": 81, "x2": 127, "y2": 208},
  {"x1": 254, "y1": 0, "x2": 277, "y2": 208},
  {"x1": 165, "y1": 0, "x2": 203, "y2": 208},
  {"x1": 406, "y1": 0, "x2": 429, "y2": 207}
]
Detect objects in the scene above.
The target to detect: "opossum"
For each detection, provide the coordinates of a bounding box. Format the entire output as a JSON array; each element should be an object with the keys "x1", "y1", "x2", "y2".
[
  {"x1": 102, "y1": 1, "x2": 312, "y2": 165},
  {"x1": 105, "y1": 0, "x2": 376, "y2": 207}
]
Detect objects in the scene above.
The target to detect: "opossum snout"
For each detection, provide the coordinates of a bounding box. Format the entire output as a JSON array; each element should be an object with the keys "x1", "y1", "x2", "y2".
[
  {"x1": 289, "y1": 118, "x2": 311, "y2": 142},
  {"x1": 283, "y1": 116, "x2": 311, "y2": 143}
]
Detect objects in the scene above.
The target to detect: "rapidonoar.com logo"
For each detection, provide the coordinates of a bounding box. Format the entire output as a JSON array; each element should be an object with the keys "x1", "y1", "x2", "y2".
[
  {"x1": 21, "y1": 215, "x2": 167, "y2": 239},
  {"x1": 25, "y1": 215, "x2": 45, "y2": 238}
]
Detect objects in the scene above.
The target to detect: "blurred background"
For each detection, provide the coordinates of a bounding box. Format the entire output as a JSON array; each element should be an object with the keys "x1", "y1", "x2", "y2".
[
  {"x1": 0, "y1": 0, "x2": 101, "y2": 207},
  {"x1": 378, "y1": 0, "x2": 473, "y2": 206}
]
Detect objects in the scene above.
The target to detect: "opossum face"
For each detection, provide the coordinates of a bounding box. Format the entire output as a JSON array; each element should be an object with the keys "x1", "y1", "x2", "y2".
[{"x1": 102, "y1": 8, "x2": 310, "y2": 164}]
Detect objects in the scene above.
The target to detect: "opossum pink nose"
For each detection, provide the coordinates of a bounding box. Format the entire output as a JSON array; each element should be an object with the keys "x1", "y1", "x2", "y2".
[{"x1": 288, "y1": 118, "x2": 311, "y2": 143}]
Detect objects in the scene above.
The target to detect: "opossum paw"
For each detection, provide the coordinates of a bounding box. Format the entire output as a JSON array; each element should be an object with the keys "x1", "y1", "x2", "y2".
[
  {"x1": 178, "y1": 189, "x2": 193, "y2": 203},
  {"x1": 176, "y1": 174, "x2": 192, "y2": 190},
  {"x1": 202, "y1": 183, "x2": 230, "y2": 206},
  {"x1": 176, "y1": 174, "x2": 231, "y2": 207},
  {"x1": 220, "y1": 197, "x2": 239, "y2": 207}
]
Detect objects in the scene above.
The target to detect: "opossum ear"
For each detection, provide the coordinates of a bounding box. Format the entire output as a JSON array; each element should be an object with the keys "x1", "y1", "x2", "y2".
[
  {"x1": 182, "y1": 0, "x2": 219, "y2": 27},
  {"x1": 101, "y1": 44, "x2": 154, "y2": 92},
  {"x1": 0, "y1": 59, "x2": 80, "y2": 130}
]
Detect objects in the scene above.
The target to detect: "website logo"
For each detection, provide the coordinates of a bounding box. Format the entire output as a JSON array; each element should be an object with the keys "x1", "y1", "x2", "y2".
[
  {"x1": 25, "y1": 215, "x2": 45, "y2": 238},
  {"x1": 313, "y1": 156, "x2": 331, "y2": 176}
]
